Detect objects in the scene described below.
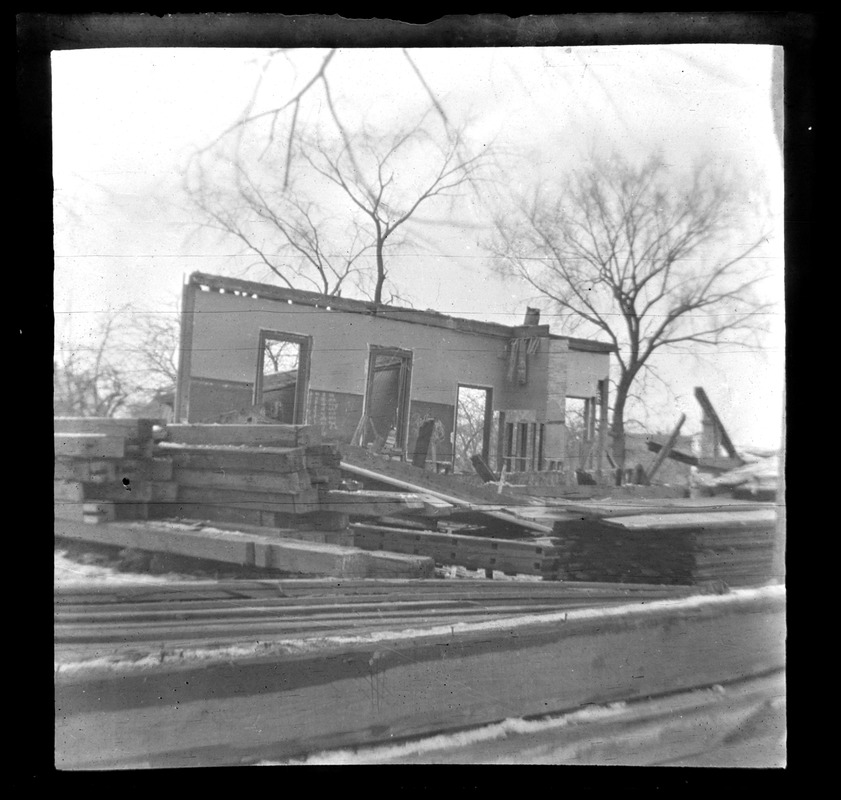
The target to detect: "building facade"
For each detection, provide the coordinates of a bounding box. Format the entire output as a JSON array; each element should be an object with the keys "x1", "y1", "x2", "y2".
[{"x1": 175, "y1": 272, "x2": 613, "y2": 473}]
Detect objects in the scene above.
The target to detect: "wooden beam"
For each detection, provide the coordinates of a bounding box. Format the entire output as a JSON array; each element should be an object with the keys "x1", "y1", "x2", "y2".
[
  {"x1": 645, "y1": 414, "x2": 686, "y2": 483},
  {"x1": 163, "y1": 423, "x2": 321, "y2": 448},
  {"x1": 174, "y1": 485, "x2": 322, "y2": 514},
  {"x1": 339, "y1": 460, "x2": 552, "y2": 534},
  {"x1": 54, "y1": 433, "x2": 125, "y2": 459},
  {"x1": 342, "y1": 670, "x2": 785, "y2": 766},
  {"x1": 694, "y1": 388, "x2": 739, "y2": 459},
  {"x1": 602, "y1": 508, "x2": 777, "y2": 531},
  {"x1": 172, "y1": 467, "x2": 309, "y2": 494},
  {"x1": 597, "y1": 380, "x2": 609, "y2": 477},
  {"x1": 159, "y1": 443, "x2": 307, "y2": 474},
  {"x1": 352, "y1": 523, "x2": 558, "y2": 576},
  {"x1": 54, "y1": 586, "x2": 785, "y2": 768},
  {"x1": 54, "y1": 517, "x2": 433, "y2": 579},
  {"x1": 54, "y1": 418, "x2": 160, "y2": 439},
  {"x1": 646, "y1": 441, "x2": 698, "y2": 466}
]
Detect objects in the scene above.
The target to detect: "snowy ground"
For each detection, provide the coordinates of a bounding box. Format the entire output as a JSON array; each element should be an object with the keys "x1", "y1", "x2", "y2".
[
  {"x1": 54, "y1": 541, "x2": 544, "y2": 586},
  {"x1": 54, "y1": 545, "x2": 199, "y2": 585}
]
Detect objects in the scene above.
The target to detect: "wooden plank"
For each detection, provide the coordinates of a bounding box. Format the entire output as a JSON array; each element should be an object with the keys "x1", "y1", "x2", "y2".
[
  {"x1": 54, "y1": 459, "x2": 119, "y2": 483},
  {"x1": 471, "y1": 454, "x2": 499, "y2": 483},
  {"x1": 55, "y1": 501, "x2": 117, "y2": 524},
  {"x1": 319, "y1": 490, "x2": 426, "y2": 516},
  {"x1": 118, "y1": 458, "x2": 175, "y2": 482},
  {"x1": 352, "y1": 523, "x2": 557, "y2": 576},
  {"x1": 646, "y1": 414, "x2": 686, "y2": 483},
  {"x1": 55, "y1": 480, "x2": 178, "y2": 504},
  {"x1": 54, "y1": 433, "x2": 125, "y2": 459},
  {"x1": 172, "y1": 467, "x2": 309, "y2": 494},
  {"x1": 339, "y1": 461, "x2": 552, "y2": 534},
  {"x1": 54, "y1": 418, "x2": 159, "y2": 439},
  {"x1": 343, "y1": 671, "x2": 785, "y2": 766},
  {"x1": 647, "y1": 441, "x2": 699, "y2": 466},
  {"x1": 163, "y1": 423, "x2": 321, "y2": 448},
  {"x1": 694, "y1": 388, "x2": 739, "y2": 459},
  {"x1": 54, "y1": 586, "x2": 785, "y2": 768},
  {"x1": 55, "y1": 518, "x2": 432, "y2": 580},
  {"x1": 603, "y1": 509, "x2": 777, "y2": 531},
  {"x1": 696, "y1": 456, "x2": 746, "y2": 473},
  {"x1": 153, "y1": 502, "x2": 270, "y2": 529},
  {"x1": 562, "y1": 498, "x2": 772, "y2": 519},
  {"x1": 165, "y1": 519, "x2": 355, "y2": 547},
  {"x1": 175, "y1": 485, "x2": 321, "y2": 513},
  {"x1": 158, "y1": 443, "x2": 308, "y2": 474}
]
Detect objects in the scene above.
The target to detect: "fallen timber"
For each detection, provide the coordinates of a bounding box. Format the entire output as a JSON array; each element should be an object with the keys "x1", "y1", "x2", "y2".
[
  {"x1": 339, "y1": 460, "x2": 554, "y2": 534},
  {"x1": 54, "y1": 418, "x2": 786, "y2": 766},
  {"x1": 284, "y1": 669, "x2": 785, "y2": 766},
  {"x1": 54, "y1": 583, "x2": 785, "y2": 769},
  {"x1": 55, "y1": 517, "x2": 433, "y2": 579}
]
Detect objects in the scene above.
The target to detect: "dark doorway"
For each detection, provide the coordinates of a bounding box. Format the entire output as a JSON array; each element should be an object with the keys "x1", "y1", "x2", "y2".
[{"x1": 361, "y1": 347, "x2": 412, "y2": 453}]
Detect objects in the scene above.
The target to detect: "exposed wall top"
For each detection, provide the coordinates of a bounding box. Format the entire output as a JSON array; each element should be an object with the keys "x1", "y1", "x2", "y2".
[{"x1": 188, "y1": 272, "x2": 615, "y2": 354}]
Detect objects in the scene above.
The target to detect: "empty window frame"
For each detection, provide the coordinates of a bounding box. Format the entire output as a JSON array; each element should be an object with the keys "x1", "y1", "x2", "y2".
[{"x1": 254, "y1": 330, "x2": 311, "y2": 424}]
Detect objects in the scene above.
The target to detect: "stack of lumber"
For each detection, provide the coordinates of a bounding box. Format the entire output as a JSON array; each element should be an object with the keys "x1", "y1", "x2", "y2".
[
  {"x1": 157, "y1": 424, "x2": 346, "y2": 530},
  {"x1": 54, "y1": 418, "x2": 175, "y2": 524},
  {"x1": 552, "y1": 504, "x2": 778, "y2": 586},
  {"x1": 352, "y1": 523, "x2": 560, "y2": 577}
]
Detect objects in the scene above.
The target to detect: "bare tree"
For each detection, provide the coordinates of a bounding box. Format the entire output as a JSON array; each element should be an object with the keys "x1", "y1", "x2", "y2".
[
  {"x1": 299, "y1": 118, "x2": 487, "y2": 304},
  {"x1": 128, "y1": 304, "x2": 181, "y2": 390},
  {"x1": 54, "y1": 303, "x2": 181, "y2": 418},
  {"x1": 184, "y1": 49, "x2": 490, "y2": 303},
  {"x1": 54, "y1": 312, "x2": 132, "y2": 417},
  {"x1": 487, "y1": 152, "x2": 773, "y2": 468},
  {"x1": 453, "y1": 391, "x2": 487, "y2": 473}
]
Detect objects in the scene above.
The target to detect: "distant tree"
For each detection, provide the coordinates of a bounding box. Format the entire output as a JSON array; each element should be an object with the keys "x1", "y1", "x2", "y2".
[
  {"x1": 54, "y1": 312, "x2": 131, "y2": 417},
  {"x1": 487, "y1": 152, "x2": 772, "y2": 468},
  {"x1": 54, "y1": 302, "x2": 181, "y2": 418},
  {"x1": 453, "y1": 390, "x2": 487, "y2": 473},
  {"x1": 184, "y1": 49, "x2": 490, "y2": 304}
]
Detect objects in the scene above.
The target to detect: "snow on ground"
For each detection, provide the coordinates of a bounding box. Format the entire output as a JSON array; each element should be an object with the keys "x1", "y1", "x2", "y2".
[{"x1": 54, "y1": 547, "x2": 198, "y2": 585}]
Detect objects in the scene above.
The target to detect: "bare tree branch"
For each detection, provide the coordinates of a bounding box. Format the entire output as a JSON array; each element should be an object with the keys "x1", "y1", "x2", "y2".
[{"x1": 486, "y1": 152, "x2": 772, "y2": 467}]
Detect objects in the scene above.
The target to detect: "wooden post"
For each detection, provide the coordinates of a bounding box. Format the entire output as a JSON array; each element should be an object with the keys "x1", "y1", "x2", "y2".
[
  {"x1": 694, "y1": 387, "x2": 738, "y2": 459},
  {"x1": 174, "y1": 281, "x2": 196, "y2": 422},
  {"x1": 588, "y1": 397, "x2": 597, "y2": 470},
  {"x1": 597, "y1": 380, "x2": 609, "y2": 478},
  {"x1": 496, "y1": 412, "x2": 506, "y2": 473},
  {"x1": 645, "y1": 414, "x2": 686, "y2": 483}
]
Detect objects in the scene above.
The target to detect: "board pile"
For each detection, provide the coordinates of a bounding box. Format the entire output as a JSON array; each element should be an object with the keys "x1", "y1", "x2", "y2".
[
  {"x1": 54, "y1": 418, "x2": 175, "y2": 524},
  {"x1": 352, "y1": 523, "x2": 559, "y2": 578},
  {"x1": 156, "y1": 423, "x2": 346, "y2": 531},
  {"x1": 552, "y1": 508, "x2": 778, "y2": 586}
]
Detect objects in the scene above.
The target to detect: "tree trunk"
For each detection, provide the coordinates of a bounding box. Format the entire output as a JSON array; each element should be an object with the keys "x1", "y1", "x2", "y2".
[
  {"x1": 374, "y1": 238, "x2": 385, "y2": 305},
  {"x1": 610, "y1": 377, "x2": 631, "y2": 470}
]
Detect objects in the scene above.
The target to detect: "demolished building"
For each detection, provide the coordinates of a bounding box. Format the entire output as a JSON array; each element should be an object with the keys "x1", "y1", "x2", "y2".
[{"x1": 175, "y1": 272, "x2": 615, "y2": 475}]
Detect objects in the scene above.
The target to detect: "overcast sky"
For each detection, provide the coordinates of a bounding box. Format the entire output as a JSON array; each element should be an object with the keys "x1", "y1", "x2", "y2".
[{"x1": 52, "y1": 44, "x2": 784, "y2": 449}]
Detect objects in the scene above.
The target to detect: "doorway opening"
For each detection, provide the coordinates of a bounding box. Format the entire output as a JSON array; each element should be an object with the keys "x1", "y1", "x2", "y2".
[
  {"x1": 453, "y1": 385, "x2": 494, "y2": 473},
  {"x1": 254, "y1": 331, "x2": 311, "y2": 424},
  {"x1": 360, "y1": 346, "x2": 413, "y2": 453}
]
